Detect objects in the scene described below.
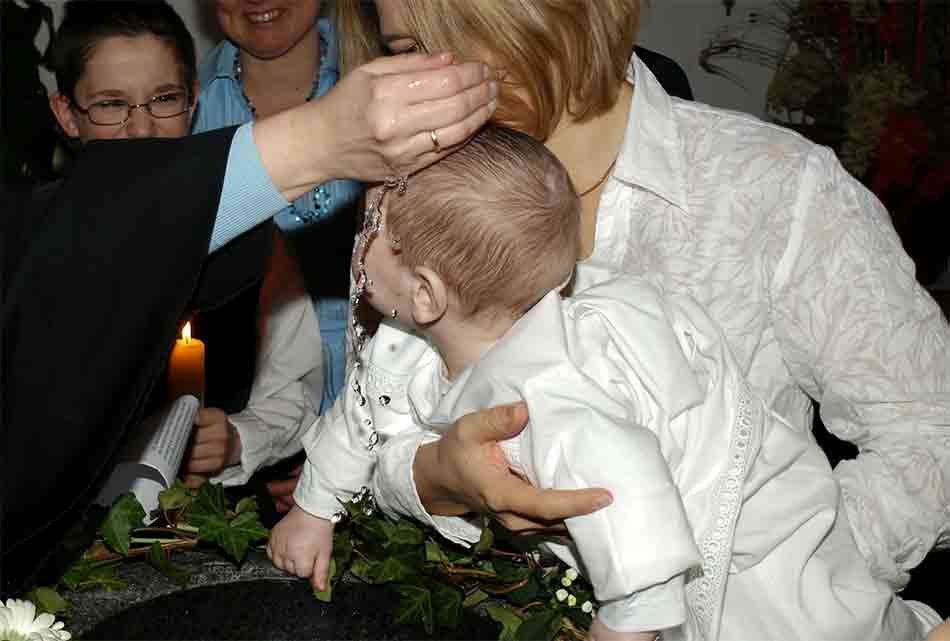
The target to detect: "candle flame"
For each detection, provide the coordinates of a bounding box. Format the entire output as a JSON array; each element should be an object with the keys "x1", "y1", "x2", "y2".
[{"x1": 182, "y1": 321, "x2": 192, "y2": 344}]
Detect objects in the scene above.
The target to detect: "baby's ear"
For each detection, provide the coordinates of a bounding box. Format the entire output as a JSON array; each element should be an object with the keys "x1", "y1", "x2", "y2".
[{"x1": 410, "y1": 266, "x2": 448, "y2": 326}]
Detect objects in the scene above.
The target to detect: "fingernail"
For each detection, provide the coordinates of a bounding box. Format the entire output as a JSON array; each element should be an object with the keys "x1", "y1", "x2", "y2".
[
  {"x1": 595, "y1": 492, "x2": 613, "y2": 510},
  {"x1": 482, "y1": 63, "x2": 490, "y2": 80},
  {"x1": 489, "y1": 80, "x2": 498, "y2": 99},
  {"x1": 439, "y1": 52, "x2": 454, "y2": 64},
  {"x1": 487, "y1": 98, "x2": 497, "y2": 114}
]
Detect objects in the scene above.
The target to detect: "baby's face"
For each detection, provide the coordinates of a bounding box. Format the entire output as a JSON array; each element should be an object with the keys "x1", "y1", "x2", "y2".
[{"x1": 352, "y1": 188, "x2": 412, "y2": 320}]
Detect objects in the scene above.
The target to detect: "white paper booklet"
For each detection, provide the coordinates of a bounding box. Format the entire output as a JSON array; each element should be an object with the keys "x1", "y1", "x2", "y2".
[{"x1": 96, "y1": 395, "x2": 199, "y2": 523}]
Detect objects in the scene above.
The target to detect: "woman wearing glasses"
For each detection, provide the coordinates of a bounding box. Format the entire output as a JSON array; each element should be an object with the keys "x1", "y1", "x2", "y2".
[{"x1": 2, "y1": 0, "x2": 506, "y2": 596}]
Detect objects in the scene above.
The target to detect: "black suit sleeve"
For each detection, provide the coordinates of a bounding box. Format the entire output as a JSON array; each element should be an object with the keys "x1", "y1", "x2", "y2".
[{"x1": 1, "y1": 126, "x2": 270, "y2": 594}]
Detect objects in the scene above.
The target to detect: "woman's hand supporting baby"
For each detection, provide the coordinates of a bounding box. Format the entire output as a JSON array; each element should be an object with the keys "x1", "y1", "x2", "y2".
[
  {"x1": 412, "y1": 402, "x2": 613, "y2": 531},
  {"x1": 267, "y1": 505, "x2": 335, "y2": 591}
]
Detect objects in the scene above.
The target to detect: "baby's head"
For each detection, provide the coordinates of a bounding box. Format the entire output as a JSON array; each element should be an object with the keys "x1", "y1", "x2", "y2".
[{"x1": 361, "y1": 125, "x2": 579, "y2": 326}]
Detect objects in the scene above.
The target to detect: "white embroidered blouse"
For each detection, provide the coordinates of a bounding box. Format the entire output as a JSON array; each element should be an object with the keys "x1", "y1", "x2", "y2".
[{"x1": 295, "y1": 278, "x2": 934, "y2": 639}]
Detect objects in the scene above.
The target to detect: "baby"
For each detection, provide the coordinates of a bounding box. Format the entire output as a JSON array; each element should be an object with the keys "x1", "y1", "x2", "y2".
[{"x1": 268, "y1": 126, "x2": 941, "y2": 641}]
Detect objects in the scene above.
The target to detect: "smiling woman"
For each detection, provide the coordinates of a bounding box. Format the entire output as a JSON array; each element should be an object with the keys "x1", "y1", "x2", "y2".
[
  {"x1": 214, "y1": 0, "x2": 321, "y2": 61},
  {"x1": 187, "y1": 0, "x2": 369, "y2": 518}
]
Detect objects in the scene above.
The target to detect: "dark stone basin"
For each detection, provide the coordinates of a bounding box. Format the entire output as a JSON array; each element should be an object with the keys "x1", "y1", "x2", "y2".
[{"x1": 82, "y1": 578, "x2": 499, "y2": 640}]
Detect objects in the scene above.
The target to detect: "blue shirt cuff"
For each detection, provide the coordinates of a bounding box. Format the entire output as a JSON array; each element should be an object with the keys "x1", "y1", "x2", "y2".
[{"x1": 209, "y1": 122, "x2": 289, "y2": 252}]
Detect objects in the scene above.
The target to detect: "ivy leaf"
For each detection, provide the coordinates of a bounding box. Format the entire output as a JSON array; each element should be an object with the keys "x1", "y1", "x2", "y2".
[
  {"x1": 477, "y1": 559, "x2": 496, "y2": 574},
  {"x1": 425, "y1": 540, "x2": 450, "y2": 564},
  {"x1": 474, "y1": 525, "x2": 494, "y2": 554},
  {"x1": 432, "y1": 582, "x2": 463, "y2": 630},
  {"x1": 462, "y1": 589, "x2": 489, "y2": 608},
  {"x1": 443, "y1": 547, "x2": 474, "y2": 566},
  {"x1": 349, "y1": 557, "x2": 373, "y2": 583},
  {"x1": 191, "y1": 512, "x2": 229, "y2": 542},
  {"x1": 25, "y1": 587, "x2": 70, "y2": 617},
  {"x1": 158, "y1": 481, "x2": 193, "y2": 512},
  {"x1": 234, "y1": 496, "x2": 258, "y2": 515},
  {"x1": 148, "y1": 542, "x2": 191, "y2": 586},
  {"x1": 393, "y1": 584, "x2": 434, "y2": 635},
  {"x1": 383, "y1": 518, "x2": 425, "y2": 547},
  {"x1": 514, "y1": 610, "x2": 560, "y2": 641},
  {"x1": 486, "y1": 605, "x2": 523, "y2": 641},
  {"x1": 59, "y1": 558, "x2": 125, "y2": 592},
  {"x1": 195, "y1": 511, "x2": 268, "y2": 562},
  {"x1": 313, "y1": 558, "x2": 335, "y2": 603},
  {"x1": 190, "y1": 482, "x2": 228, "y2": 520},
  {"x1": 369, "y1": 554, "x2": 418, "y2": 584},
  {"x1": 101, "y1": 494, "x2": 145, "y2": 555},
  {"x1": 355, "y1": 514, "x2": 390, "y2": 546},
  {"x1": 230, "y1": 510, "x2": 269, "y2": 541},
  {"x1": 493, "y1": 558, "x2": 532, "y2": 583},
  {"x1": 332, "y1": 530, "x2": 353, "y2": 568},
  {"x1": 504, "y1": 576, "x2": 541, "y2": 606}
]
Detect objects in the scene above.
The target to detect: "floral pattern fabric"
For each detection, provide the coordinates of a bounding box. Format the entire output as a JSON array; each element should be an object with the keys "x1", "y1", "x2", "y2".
[{"x1": 572, "y1": 54, "x2": 950, "y2": 589}]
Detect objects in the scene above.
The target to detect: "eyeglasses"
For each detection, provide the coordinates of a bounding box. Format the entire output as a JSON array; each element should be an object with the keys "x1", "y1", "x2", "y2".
[{"x1": 70, "y1": 91, "x2": 191, "y2": 126}]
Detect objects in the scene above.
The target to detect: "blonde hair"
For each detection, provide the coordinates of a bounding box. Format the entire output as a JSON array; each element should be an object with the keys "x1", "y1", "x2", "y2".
[
  {"x1": 384, "y1": 125, "x2": 579, "y2": 318},
  {"x1": 332, "y1": 0, "x2": 640, "y2": 139}
]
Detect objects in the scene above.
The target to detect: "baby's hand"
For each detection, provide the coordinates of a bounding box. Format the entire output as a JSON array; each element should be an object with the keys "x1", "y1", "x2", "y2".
[
  {"x1": 588, "y1": 618, "x2": 659, "y2": 641},
  {"x1": 266, "y1": 506, "x2": 335, "y2": 590}
]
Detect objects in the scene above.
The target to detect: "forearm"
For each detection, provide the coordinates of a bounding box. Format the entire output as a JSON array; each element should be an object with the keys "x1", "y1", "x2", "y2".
[
  {"x1": 293, "y1": 399, "x2": 377, "y2": 519},
  {"x1": 252, "y1": 101, "x2": 334, "y2": 203}
]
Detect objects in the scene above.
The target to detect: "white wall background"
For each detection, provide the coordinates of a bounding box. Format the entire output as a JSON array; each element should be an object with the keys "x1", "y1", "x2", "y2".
[
  {"x1": 32, "y1": 0, "x2": 785, "y2": 119},
  {"x1": 638, "y1": 0, "x2": 787, "y2": 118}
]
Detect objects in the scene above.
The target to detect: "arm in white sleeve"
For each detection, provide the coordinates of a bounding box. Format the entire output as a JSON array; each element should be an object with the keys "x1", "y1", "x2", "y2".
[
  {"x1": 771, "y1": 146, "x2": 950, "y2": 587},
  {"x1": 212, "y1": 233, "x2": 323, "y2": 485},
  {"x1": 597, "y1": 574, "x2": 686, "y2": 634},
  {"x1": 293, "y1": 388, "x2": 376, "y2": 519},
  {"x1": 293, "y1": 327, "x2": 434, "y2": 519},
  {"x1": 516, "y1": 373, "x2": 697, "y2": 632}
]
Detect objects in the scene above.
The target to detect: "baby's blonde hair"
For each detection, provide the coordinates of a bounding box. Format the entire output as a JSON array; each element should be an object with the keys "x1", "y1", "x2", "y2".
[
  {"x1": 385, "y1": 125, "x2": 579, "y2": 318},
  {"x1": 333, "y1": 0, "x2": 641, "y2": 139}
]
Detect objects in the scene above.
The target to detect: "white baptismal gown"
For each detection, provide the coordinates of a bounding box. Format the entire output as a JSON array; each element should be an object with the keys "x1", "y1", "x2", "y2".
[{"x1": 295, "y1": 276, "x2": 934, "y2": 639}]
